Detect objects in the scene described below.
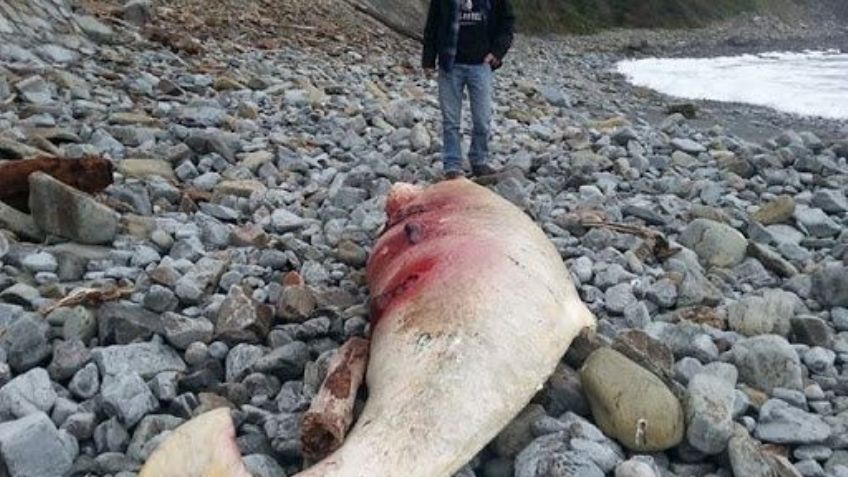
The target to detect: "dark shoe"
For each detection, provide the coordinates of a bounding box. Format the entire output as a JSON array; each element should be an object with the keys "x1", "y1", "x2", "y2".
[
  {"x1": 471, "y1": 163, "x2": 499, "y2": 177},
  {"x1": 444, "y1": 169, "x2": 465, "y2": 180}
]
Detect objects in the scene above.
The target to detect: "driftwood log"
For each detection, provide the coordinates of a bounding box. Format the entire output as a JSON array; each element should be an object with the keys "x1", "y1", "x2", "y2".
[
  {"x1": 0, "y1": 156, "x2": 114, "y2": 212},
  {"x1": 301, "y1": 337, "x2": 370, "y2": 462}
]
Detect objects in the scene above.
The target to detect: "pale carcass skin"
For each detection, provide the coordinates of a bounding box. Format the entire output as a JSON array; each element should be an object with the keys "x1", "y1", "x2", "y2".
[
  {"x1": 295, "y1": 178, "x2": 596, "y2": 477},
  {"x1": 138, "y1": 408, "x2": 251, "y2": 477}
]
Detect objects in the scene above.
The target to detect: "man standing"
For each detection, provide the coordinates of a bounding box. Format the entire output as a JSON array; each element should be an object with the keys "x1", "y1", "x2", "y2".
[{"x1": 422, "y1": 0, "x2": 515, "y2": 180}]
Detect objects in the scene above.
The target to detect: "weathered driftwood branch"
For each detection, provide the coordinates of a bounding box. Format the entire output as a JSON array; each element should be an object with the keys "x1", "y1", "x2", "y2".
[
  {"x1": 345, "y1": 0, "x2": 423, "y2": 41},
  {"x1": 39, "y1": 286, "x2": 134, "y2": 315},
  {"x1": 581, "y1": 219, "x2": 680, "y2": 261},
  {"x1": 301, "y1": 337, "x2": 370, "y2": 461},
  {"x1": 0, "y1": 156, "x2": 114, "y2": 211}
]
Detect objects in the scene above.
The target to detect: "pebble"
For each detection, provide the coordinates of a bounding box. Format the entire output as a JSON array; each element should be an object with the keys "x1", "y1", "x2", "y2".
[
  {"x1": 728, "y1": 289, "x2": 799, "y2": 337},
  {"x1": 0, "y1": 412, "x2": 75, "y2": 477},
  {"x1": 679, "y1": 219, "x2": 748, "y2": 268},
  {"x1": 730, "y1": 335, "x2": 804, "y2": 392},
  {"x1": 29, "y1": 172, "x2": 118, "y2": 245},
  {"x1": 0, "y1": 368, "x2": 57, "y2": 420},
  {"x1": 215, "y1": 285, "x2": 273, "y2": 345},
  {"x1": 755, "y1": 399, "x2": 832, "y2": 444},
  {"x1": 686, "y1": 364, "x2": 738, "y2": 454}
]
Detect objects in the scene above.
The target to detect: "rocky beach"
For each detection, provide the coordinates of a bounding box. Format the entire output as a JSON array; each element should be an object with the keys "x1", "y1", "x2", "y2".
[{"x1": 0, "y1": 0, "x2": 847, "y2": 476}]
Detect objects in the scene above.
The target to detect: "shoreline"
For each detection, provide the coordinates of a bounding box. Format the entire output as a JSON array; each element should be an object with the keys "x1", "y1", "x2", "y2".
[{"x1": 493, "y1": 21, "x2": 848, "y2": 146}]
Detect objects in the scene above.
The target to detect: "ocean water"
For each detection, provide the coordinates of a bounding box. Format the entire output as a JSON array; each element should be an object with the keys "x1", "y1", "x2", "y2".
[{"x1": 616, "y1": 50, "x2": 848, "y2": 120}]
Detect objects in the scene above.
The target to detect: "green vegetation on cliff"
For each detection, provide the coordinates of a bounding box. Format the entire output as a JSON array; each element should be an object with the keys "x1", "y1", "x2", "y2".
[{"x1": 513, "y1": 0, "x2": 798, "y2": 33}]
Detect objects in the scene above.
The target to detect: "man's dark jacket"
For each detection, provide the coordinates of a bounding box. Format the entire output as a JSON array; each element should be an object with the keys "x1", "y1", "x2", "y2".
[{"x1": 421, "y1": 0, "x2": 515, "y2": 71}]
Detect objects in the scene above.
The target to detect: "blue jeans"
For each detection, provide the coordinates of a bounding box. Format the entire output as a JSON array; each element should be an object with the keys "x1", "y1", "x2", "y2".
[{"x1": 438, "y1": 63, "x2": 493, "y2": 172}]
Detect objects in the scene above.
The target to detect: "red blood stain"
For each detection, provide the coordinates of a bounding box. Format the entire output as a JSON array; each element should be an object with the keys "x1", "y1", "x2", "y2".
[
  {"x1": 369, "y1": 256, "x2": 438, "y2": 327},
  {"x1": 367, "y1": 184, "x2": 474, "y2": 328}
]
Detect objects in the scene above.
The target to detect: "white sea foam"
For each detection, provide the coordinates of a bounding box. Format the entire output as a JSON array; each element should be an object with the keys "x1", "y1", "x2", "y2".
[{"x1": 616, "y1": 50, "x2": 848, "y2": 120}]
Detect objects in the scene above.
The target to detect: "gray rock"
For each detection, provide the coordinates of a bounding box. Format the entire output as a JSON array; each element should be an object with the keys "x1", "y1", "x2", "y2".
[
  {"x1": 727, "y1": 289, "x2": 798, "y2": 337},
  {"x1": 29, "y1": 172, "x2": 118, "y2": 245},
  {"x1": 755, "y1": 399, "x2": 831, "y2": 444},
  {"x1": 674, "y1": 357, "x2": 704, "y2": 385},
  {"x1": 515, "y1": 433, "x2": 605, "y2": 477},
  {"x1": 0, "y1": 368, "x2": 57, "y2": 419},
  {"x1": 61, "y1": 412, "x2": 96, "y2": 441},
  {"x1": 794, "y1": 445, "x2": 833, "y2": 462},
  {"x1": 812, "y1": 189, "x2": 848, "y2": 214},
  {"x1": 50, "y1": 397, "x2": 78, "y2": 428},
  {"x1": 35, "y1": 44, "x2": 78, "y2": 64},
  {"x1": 92, "y1": 341, "x2": 187, "y2": 379},
  {"x1": 772, "y1": 388, "x2": 807, "y2": 409},
  {"x1": 804, "y1": 347, "x2": 836, "y2": 375},
  {"x1": 604, "y1": 283, "x2": 637, "y2": 315},
  {"x1": 384, "y1": 100, "x2": 419, "y2": 128},
  {"x1": 671, "y1": 138, "x2": 706, "y2": 154},
  {"x1": 69, "y1": 363, "x2": 100, "y2": 400},
  {"x1": 271, "y1": 209, "x2": 309, "y2": 233},
  {"x1": 175, "y1": 257, "x2": 228, "y2": 304},
  {"x1": 686, "y1": 365, "x2": 737, "y2": 454},
  {"x1": 162, "y1": 312, "x2": 214, "y2": 349},
  {"x1": 97, "y1": 301, "x2": 164, "y2": 345},
  {"x1": 791, "y1": 316, "x2": 835, "y2": 348},
  {"x1": 569, "y1": 438, "x2": 623, "y2": 473},
  {"x1": 541, "y1": 85, "x2": 571, "y2": 107},
  {"x1": 264, "y1": 412, "x2": 301, "y2": 458},
  {"x1": 0, "y1": 413, "x2": 75, "y2": 477},
  {"x1": 646, "y1": 279, "x2": 677, "y2": 309},
  {"x1": 729, "y1": 424, "x2": 801, "y2": 477},
  {"x1": 95, "y1": 452, "x2": 140, "y2": 473},
  {"x1": 614, "y1": 457, "x2": 661, "y2": 477},
  {"x1": 1, "y1": 314, "x2": 51, "y2": 373},
  {"x1": 61, "y1": 306, "x2": 98, "y2": 343},
  {"x1": 646, "y1": 321, "x2": 718, "y2": 362},
  {"x1": 123, "y1": 0, "x2": 154, "y2": 26},
  {"x1": 76, "y1": 15, "x2": 115, "y2": 43},
  {"x1": 731, "y1": 335, "x2": 803, "y2": 392},
  {"x1": 624, "y1": 301, "x2": 651, "y2": 329},
  {"x1": 15, "y1": 76, "x2": 52, "y2": 104},
  {"x1": 226, "y1": 344, "x2": 265, "y2": 382},
  {"x1": 679, "y1": 219, "x2": 748, "y2": 268},
  {"x1": 794, "y1": 206, "x2": 841, "y2": 237},
  {"x1": 47, "y1": 339, "x2": 90, "y2": 381},
  {"x1": 94, "y1": 417, "x2": 130, "y2": 453},
  {"x1": 21, "y1": 252, "x2": 57, "y2": 273},
  {"x1": 594, "y1": 264, "x2": 637, "y2": 289},
  {"x1": 127, "y1": 414, "x2": 184, "y2": 462},
  {"x1": 185, "y1": 130, "x2": 235, "y2": 160},
  {"x1": 253, "y1": 341, "x2": 310, "y2": 381},
  {"x1": 101, "y1": 372, "x2": 159, "y2": 427},
  {"x1": 676, "y1": 267, "x2": 723, "y2": 307},
  {"x1": 143, "y1": 284, "x2": 179, "y2": 313},
  {"x1": 215, "y1": 285, "x2": 273, "y2": 345},
  {"x1": 243, "y1": 454, "x2": 287, "y2": 477},
  {"x1": 410, "y1": 123, "x2": 431, "y2": 151},
  {"x1": 570, "y1": 256, "x2": 594, "y2": 284},
  {"x1": 149, "y1": 372, "x2": 179, "y2": 402},
  {"x1": 0, "y1": 284, "x2": 40, "y2": 308},
  {"x1": 170, "y1": 236, "x2": 205, "y2": 262},
  {"x1": 811, "y1": 265, "x2": 848, "y2": 307},
  {"x1": 494, "y1": 404, "x2": 547, "y2": 458}
]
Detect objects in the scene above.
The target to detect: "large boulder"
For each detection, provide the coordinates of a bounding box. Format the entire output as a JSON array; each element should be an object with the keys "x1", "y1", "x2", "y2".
[{"x1": 580, "y1": 348, "x2": 684, "y2": 452}]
